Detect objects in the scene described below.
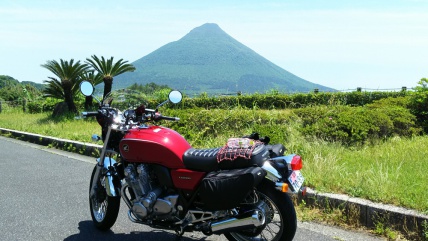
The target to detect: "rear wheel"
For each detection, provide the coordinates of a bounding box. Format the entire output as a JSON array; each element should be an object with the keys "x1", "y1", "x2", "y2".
[
  {"x1": 89, "y1": 165, "x2": 120, "y2": 231},
  {"x1": 224, "y1": 181, "x2": 297, "y2": 241}
]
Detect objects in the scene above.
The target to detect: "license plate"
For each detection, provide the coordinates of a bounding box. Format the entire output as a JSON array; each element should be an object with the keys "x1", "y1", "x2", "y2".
[{"x1": 288, "y1": 171, "x2": 304, "y2": 192}]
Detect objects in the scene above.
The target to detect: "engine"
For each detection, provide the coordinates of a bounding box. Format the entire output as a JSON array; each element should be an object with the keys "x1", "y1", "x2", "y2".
[{"x1": 123, "y1": 164, "x2": 179, "y2": 221}]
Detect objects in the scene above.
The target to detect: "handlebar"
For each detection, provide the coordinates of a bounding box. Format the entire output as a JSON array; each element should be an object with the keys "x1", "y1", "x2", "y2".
[
  {"x1": 157, "y1": 115, "x2": 180, "y2": 121},
  {"x1": 148, "y1": 109, "x2": 180, "y2": 122},
  {"x1": 81, "y1": 107, "x2": 179, "y2": 125},
  {"x1": 82, "y1": 111, "x2": 99, "y2": 117}
]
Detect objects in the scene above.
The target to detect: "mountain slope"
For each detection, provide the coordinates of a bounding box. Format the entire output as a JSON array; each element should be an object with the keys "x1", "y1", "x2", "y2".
[
  {"x1": 114, "y1": 23, "x2": 334, "y2": 94},
  {"x1": 0, "y1": 75, "x2": 45, "y2": 90},
  {"x1": 0, "y1": 75, "x2": 20, "y2": 88}
]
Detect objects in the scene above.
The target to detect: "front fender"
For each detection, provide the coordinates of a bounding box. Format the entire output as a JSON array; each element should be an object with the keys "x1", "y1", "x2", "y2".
[{"x1": 96, "y1": 157, "x2": 120, "y2": 197}]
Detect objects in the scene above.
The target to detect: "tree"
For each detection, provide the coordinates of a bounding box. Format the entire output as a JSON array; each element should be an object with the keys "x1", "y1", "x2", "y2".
[
  {"x1": 128, "y1": 82, "x2": 171, "y2": 95},
  {"x1": 85, "y1": 55, "x2": 136, "y2": 99},
  {"x1": 41, "y1": 59, "x2": 89, "y2": 114}
]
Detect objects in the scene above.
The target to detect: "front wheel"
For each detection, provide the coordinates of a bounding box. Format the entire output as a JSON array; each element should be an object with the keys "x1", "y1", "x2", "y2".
[
  {"x1": 89, "y1": 165, "x2": 120, "y2": 231},
  {"x1": 224, "y1": 181, "x2": 297, "y2": 241}
]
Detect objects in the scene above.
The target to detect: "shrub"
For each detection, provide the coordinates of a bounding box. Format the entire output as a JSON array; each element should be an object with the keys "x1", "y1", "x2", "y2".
[
  {"x1": 294, "y1": 102, "x2": 419, "y2": 145},
  {"x1": 42, "y1": 98, "x2": 60, "y2": 112},
  {"x1": 27, "y1": 101, "x2": 43, "y2": 113},
  {"x1": 161, "y1": 108, "x2": 294, "y2": 147},
  {"x1": 408, "y1": 79, "x2": 428, "y2": 133},
  {"x1": 25, "y1": 98, "x2": 62, "y2": 114},
  {"x1": 367, "y1": 97, "x2": 421, "y2": 136},
  {"x1": 366, "y1": 96, "x2": 410, "y2": 108}
]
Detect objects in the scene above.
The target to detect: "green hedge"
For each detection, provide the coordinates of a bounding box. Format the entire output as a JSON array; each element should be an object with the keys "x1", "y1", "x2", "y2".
[
  {"x1": 293, "y1": 97, "x2": 420, "y2": 145},
  {"x1": 160, "y1": 108, "x2": 295, "y2": 147},
  {"x1": 173, "y1": 91, "x2": 409, "y2": 109},
  {"x1": 111, "y1": 90, "x2": 409, "y2": 111}
]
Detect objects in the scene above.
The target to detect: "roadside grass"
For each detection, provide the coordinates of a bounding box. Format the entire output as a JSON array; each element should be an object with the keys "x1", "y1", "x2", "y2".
[
  {"x1": 0, "y1": 108, "x2": 427, "y2": 213},
  {"x1": 0, "y1": 110, "x2": 100, "y2": 143},
  {"x1": 294, "y1": 200, "x2": 409, "y2": 240},
  {"x1": 300, "y1": 136, "x2": 428, "y2": 213}
]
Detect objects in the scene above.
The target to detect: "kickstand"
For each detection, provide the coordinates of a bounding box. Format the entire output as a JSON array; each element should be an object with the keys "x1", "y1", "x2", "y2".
[
  {"x1": 175, "y1": 235, "x2": 183, "y2": 241},
  {"x1": 175, "y1": 229, "x2": 184, "y2": 241},
  {"x1": 175, "y1": 220, "x2": 189, "y2": 240}
]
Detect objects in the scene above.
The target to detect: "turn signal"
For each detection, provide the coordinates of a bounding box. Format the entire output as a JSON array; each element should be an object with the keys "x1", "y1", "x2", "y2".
[
  {"x1": 281, "y1": 183, "x2": 289, "y2": 192},
  {"x1": 291, "y1": 155, "x2": 303, "y2": 170},
  {"x1": 275, "y1": 183, "x2": 289, "y2": 193}
]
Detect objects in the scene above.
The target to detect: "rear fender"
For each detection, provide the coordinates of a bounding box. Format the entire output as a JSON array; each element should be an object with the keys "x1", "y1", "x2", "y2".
[
  {"x1": 261, "y1": 161, "x2": 282, "y2": 182},
  {"x1": 261, "y1": 154, "x2": 304, "y2": 194}
]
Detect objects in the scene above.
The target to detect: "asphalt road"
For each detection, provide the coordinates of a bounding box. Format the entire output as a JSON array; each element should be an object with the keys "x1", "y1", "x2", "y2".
[{"x1": 0, "y1": 136, "x2": 385, "y2": 241}]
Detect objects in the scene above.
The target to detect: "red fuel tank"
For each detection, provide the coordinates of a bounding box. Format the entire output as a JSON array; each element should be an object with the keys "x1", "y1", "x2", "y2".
[{"x1": 120, "y1": 126, "x2": 191, "y2": 169}]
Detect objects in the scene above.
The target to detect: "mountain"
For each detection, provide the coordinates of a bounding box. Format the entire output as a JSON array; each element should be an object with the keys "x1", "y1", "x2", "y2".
[
  {"x1": 0, "y1": 75, "x2": 20, "y2": 88},
  {"x1": 0, "y1": 75, "x2": 45, "y2": 90},
  {"x1": 114, "y1": 23, "x2": 334, "y2": 94}
]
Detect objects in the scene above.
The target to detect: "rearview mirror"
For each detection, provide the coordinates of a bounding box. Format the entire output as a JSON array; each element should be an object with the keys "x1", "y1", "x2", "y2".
[
  {"x1": 168, "y1": 90, "x2": 183, "y2": 104},
  {"x1": 80, "y1": 81, "x2": 94, "y2": 97}
]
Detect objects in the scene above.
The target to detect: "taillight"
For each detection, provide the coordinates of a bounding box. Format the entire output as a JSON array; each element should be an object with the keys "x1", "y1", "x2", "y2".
[{"x1": 291, "y1": 155, "x2": 303, "y2": 170}]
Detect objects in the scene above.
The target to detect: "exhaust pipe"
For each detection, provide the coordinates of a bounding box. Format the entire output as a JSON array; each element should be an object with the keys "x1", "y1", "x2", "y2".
[{"x1": 210, "y1": 210, "x2": 265, "y2": 234}]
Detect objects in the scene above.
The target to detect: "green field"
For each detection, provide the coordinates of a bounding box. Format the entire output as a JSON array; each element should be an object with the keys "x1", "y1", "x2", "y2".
[{"x1": 1, "y1": 107, "x2": 427, "y2": 214}]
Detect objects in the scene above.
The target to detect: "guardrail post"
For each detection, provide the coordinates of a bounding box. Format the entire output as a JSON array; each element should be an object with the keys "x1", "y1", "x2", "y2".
[{"x1": 0, "y1": 101, "x2": 2, "y2": 113}]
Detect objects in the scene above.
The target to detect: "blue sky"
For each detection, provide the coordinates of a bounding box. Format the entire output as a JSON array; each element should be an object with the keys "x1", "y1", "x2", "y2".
[{"x1": 1, "y1": 0, "x2": 427, "y2": 91}]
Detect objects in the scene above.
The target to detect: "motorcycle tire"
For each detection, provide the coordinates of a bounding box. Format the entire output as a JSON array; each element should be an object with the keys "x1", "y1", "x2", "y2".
[
  {"x1": 224, "y1": 180, "x2": 297, "y2": 241},
  {"x1": 89, "y1": 165, "x2": 120, "y2": 231}
]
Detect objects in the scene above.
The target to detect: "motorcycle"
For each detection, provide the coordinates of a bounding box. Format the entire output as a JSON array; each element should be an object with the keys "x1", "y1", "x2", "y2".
[{"x1": 79, "y1": 81, "x2": 306, "y2": 241}]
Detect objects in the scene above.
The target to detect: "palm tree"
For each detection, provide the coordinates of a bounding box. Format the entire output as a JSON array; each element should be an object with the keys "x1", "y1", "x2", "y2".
[
  {"x1": 41, "y1": 59, "x2": 89, "y2": 114},
  {"x1": 85, "y1": 55, "x2": 136, "y2": 99}
]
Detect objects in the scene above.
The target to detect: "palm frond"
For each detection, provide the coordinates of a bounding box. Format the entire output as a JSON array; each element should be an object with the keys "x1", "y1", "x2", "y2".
[
  {"x1": 80, "y1": 70, "x2": 103, "y2": 86},
  {"x1": 43, "y1": 77, "x2": 65, "y2": 99},
  {"x1": 41, "y1": 59, "x2": 90, "y2": 100},
  {"x1": 86, "y1": 55, "x2": 136, "y2": 78}
]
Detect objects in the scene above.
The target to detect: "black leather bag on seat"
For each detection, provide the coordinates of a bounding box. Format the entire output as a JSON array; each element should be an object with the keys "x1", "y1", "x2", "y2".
[{"x1": 198, "y1": 167, "x2": 266, "y2": 210}]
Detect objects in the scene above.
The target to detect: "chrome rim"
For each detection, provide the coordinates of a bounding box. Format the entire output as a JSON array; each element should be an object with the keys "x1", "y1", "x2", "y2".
[
  {"x1": 230, "y1": 192, "x2": 283, "y2": 241},
  {"x1": 91, "y1": 175, "x2": 108, "y2": 223},
  {"x1": 92, "y1": 198, "x2": 108, "y2": 222}
]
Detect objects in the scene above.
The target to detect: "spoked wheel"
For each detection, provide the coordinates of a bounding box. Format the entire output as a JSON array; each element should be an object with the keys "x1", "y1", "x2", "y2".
[
  {"x1": 224, "y1": 181, "x2": 297, "y2": 241},
  {"x1": 89, "y1": 165, "x2": 120, "y2": 231}
]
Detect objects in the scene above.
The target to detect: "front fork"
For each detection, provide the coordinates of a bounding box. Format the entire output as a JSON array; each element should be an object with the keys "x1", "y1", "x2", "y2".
[{"x1": 90, "y1": 127, "x2": 121, "y2": 199}]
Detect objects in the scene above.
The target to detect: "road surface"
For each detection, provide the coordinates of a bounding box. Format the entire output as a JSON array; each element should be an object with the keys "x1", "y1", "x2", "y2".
[{"x1": 0, "y1": 136, "x2": 385, "y2": 241}]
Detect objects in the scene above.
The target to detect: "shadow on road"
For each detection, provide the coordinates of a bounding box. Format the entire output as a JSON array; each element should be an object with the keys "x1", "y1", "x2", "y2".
[{"x1": 64, "y1": 220, "x2": 210, "y2": 241}]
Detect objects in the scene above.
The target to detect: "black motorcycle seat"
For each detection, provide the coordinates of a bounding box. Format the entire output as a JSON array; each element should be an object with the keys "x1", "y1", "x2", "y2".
[{"x1": 182, "y1": 148, "x2": 220, "y2": 172}]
